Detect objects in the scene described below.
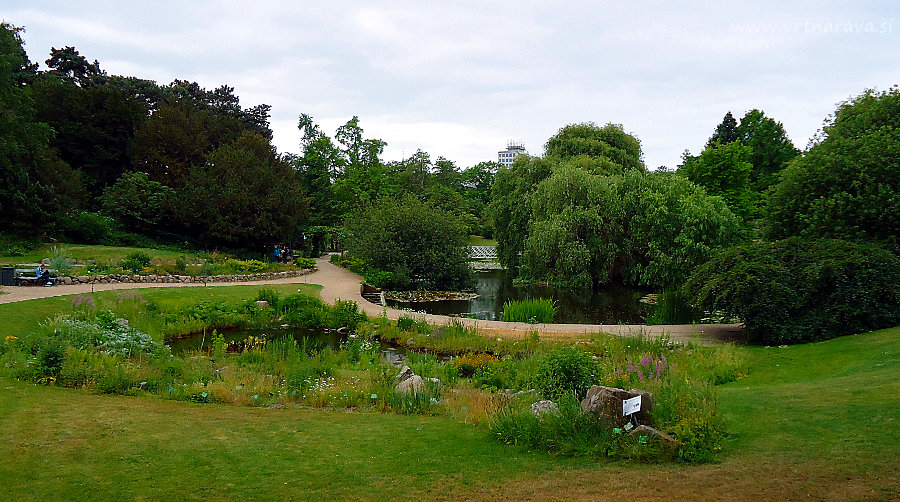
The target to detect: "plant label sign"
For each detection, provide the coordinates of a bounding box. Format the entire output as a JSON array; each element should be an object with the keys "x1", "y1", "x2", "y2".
[{"x1": 623, "y1": 395, "x2": 642, "y2": 416}]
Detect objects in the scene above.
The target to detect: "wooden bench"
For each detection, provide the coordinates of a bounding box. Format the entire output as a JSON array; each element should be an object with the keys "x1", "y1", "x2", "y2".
[{"x1": 15, "y1": 268, "x2": 56, "y2": 286}]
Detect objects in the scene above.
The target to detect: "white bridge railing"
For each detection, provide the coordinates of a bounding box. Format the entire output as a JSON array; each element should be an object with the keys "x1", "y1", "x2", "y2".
[{"x1": 469, "y1": 245, "x2": 497, "y2": 259}]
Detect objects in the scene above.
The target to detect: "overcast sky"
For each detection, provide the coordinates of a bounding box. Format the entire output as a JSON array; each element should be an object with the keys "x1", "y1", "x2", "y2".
[{"x1": 5, "y1": 1, "x2": 897, "y2": 169}]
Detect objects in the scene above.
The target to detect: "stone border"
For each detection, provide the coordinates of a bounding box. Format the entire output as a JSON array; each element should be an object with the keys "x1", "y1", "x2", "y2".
[{"x1": 55, "y1": 268, "x2": 315, "y2": 286}]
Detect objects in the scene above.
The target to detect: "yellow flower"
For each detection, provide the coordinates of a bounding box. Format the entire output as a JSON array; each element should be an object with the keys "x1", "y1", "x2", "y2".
[{"x1": 4, "y1": 335, "x2": 17, "y2": 345}]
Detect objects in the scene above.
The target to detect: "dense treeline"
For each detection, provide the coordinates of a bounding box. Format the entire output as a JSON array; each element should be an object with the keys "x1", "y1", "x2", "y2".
[{"x1": 0, "y1": 23, "x2": 495, "y2": 258}]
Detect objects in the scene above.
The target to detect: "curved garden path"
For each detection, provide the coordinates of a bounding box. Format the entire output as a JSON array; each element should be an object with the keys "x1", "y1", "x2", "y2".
[{"x1": 0, "y1": 255, "x2": 745, "y2": 344}]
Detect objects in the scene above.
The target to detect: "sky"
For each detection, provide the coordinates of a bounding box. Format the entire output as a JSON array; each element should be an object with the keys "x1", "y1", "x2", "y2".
[{"x1": 4, "y1": 1, "x2": 898, "y2": 170}]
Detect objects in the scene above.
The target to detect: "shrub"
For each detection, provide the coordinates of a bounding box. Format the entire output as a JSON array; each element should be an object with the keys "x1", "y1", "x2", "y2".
[
  {"x1": 49, "y1": 245, "x2": 74, "y2": 276},
  {"x1": 533, "y1": 346, "x2": 598, "y2": 400},
  {"x1": 254, "y1": 288, "x2": 281, "y2": 310},
  {"x1": 121, "y1": 251, "x2": 152, "y2": 273},
  {"x1": 489, "y1": 393, "x2": 659, "y2": 460},
  {"x1": 59, "y1": 211, "x2": 113, "y2": 244},
  {"x1": 326, "y1": 300, "x2": 366, "y2": 330},
  {"x1": 449, "y1": 353, "x2": 500, "y2": 378},
  {"x1": 295, "y1": 257, "x2": 316, "y2": 268},
  {"x1": 344, "y1": 195, "x2": 474, "y2": 291},
  {"x1": 501, "y1": 298, "x2": 557, "y2": 323},
  {"x1": 685, "y1": 237, "x2": 900, "y2": 344}
]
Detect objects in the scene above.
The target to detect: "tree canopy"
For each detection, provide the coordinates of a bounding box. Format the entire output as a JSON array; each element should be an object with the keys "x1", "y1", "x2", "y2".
[
  {"x1": 344, "y1": 196, "x2": 473, "y2": 291},
  {"x1": 766, "y1": 88, "x2": 900, "y2": 252}
]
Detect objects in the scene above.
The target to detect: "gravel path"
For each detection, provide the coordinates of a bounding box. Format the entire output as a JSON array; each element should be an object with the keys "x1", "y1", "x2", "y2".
[{"x1": 0, "y1": 255, "x2": 745, "y2": 345}]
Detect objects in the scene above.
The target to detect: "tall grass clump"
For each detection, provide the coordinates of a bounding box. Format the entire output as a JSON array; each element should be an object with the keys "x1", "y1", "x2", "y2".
[
  {"x1": 644, "y1": 289, "x2": 702, "y2": 325},
  {"x1": 502, "y1": 298, "x2": 556, "y2": 323}
]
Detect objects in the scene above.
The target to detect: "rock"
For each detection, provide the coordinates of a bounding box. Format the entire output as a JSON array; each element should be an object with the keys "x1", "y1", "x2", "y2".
[
  {"x1": 395, "y1": 374, "x2": 425, "y2": 393},
  {"x1": 395, "y1": 374, "x2": 441, "y2": 394},
  {"x1": 77, "y1": 275, "x2": 89, "y2": 283},
  {"x1": 629, "y1": 425, "x2": 677, "y2": 448},
  {"x1": 530, "y1": 400, "x2": 558, "y2": 416},
  {"x1": 396, "y1": 365, "x2": 414, "y2": 383},
  {"x1": 255, "y1": 300, "x2": 270, "y2": 309},
  {"x1": 581, "y1": 385, "x2": 654, "y2": 427}
]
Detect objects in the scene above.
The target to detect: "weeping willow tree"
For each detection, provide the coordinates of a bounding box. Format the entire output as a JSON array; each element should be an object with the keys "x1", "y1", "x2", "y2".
[{"x1": 492, "y1": 122, "x2": 741, "y2": 289}]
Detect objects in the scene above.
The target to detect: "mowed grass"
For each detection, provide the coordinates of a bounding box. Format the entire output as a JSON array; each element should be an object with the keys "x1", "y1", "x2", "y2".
[
  {"x1": 468, "y1": 235, "x2": 498, "y2": 247},
  {"x1": 0, "y1": 283, "x2": 322, "y2": 341},
  {"x1": 0, "y1": 283, "x2": 897, "y2": 500},
  {"x1": 0, "y1": 243, "x2": 201, "y2": 265}
]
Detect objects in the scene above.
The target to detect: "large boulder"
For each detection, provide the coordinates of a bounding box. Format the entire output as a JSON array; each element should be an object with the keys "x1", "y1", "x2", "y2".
[
  {"x1": 394, "y1": 365, "x2": 440, "y2": 394},
  {"x1": 580, "y1": 385, "x2": 654, "y2": 427}
]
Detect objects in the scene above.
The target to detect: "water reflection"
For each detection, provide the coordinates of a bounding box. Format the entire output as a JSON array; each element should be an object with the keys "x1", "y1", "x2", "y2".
[
  {"x1": 167, "y1": 325, "x2": 344, "y2": 354},
  {"x1": 385, "y1": 269, "x2": 653, "y2": 324}
]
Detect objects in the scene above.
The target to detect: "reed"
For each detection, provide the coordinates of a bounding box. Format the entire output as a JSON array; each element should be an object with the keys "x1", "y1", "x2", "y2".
[{"x1": 501, "y1": 298, "x2": 556, "y2": 324}]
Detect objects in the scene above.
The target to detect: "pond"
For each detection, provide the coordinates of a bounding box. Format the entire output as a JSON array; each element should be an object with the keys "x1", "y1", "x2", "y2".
[
  {"x1": 385, "y1": 269, "x2": 655, "y2": 324},
  {"x1": 168, "y1": 325, "x2": 345, "y2": 354},
  {"x1": 167, "y1": 325, "x2": 408, "y2": 363}
]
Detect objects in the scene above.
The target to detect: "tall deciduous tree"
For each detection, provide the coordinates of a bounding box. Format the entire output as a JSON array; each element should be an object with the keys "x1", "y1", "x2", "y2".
[
  {"x1": 678, "y1": 140, "x2": 754, "y2": 219},
  {"x1": 736, "y1": 109, "x2": 799, "y2": 191},
  {"x1": 344, "y1": 196, "x2": 473, "y2": 290},
  {"x1": 767, "y1": 88, "x2": 900, "y2": 252},
  {"x1": 521, "y1": 169, "x2": 740, "y2": 288},
  {"x1": 544, "y1": 122, "x2": 644, "y2": 173}
]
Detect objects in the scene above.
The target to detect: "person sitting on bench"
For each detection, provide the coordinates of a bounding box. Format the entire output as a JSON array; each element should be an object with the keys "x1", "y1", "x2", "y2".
[{"x1": 36, "y1": 264, "x2": 54, "y2": 286}]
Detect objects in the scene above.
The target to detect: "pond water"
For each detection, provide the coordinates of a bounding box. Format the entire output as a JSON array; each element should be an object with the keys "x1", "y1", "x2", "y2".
[
  {"x1": 385, "y1": 269, "x2": 655, "y2": 324},
  {"x1": 168, "y1": 326, "x2": 410, "y2": 362},
  {"x1": 168, "y1": 325, "x2": 345, "y2": 354}
]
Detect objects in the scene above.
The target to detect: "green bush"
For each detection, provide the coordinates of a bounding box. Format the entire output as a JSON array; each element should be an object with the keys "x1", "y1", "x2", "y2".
[
  {"x1": 344, "y1": 196, "x2": 474, "y2": 291},
  {"x1": 326, "y1": 300, "x2": 366, "y2": 330},
  {"x1": 533, "y1": 347, "x2": 598, "y2": 400},
  {"x1": 295, "y1": 257, "x2": 316, "y2": 268},
  {"x1": 501, "y1": 298, "x2": 557, "y2": 323},
  {"x1": 59, "y1": 211, "x2": 113, "y2": 244},
  {"x1": 121, "y1": 251, "x2": 152, "y2": 273},
  {"x1": 685, "y1": 237, "x2": 900, "y2": 344}
]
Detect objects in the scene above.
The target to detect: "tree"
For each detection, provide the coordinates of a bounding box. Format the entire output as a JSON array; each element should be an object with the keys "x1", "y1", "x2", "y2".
[
  {"x1": 31, "y1": 74, "x2": 146, "y2": 196},
  {"x1": 766, "y1": 88, "x2": 900, "y2": 252},
  {"x1": 706, "y1": 111, "x2": 739, "y2": 147},
  {"x1": 330, "y1": 117, "x2": 389, "y2": 215},
  {"x1": 735, "y1": 109, "x2": 799, "y2": 191},
  {"x1": 44, "y1": 46, "x2": 103, "y2": 86},
  {"x1": 344, "y1": 196, "x2": 473, "y2": 290},
  {"x1": 521, "y1": 169, "x2": 740, "y2": 288},
  {"x1": 678, "y1": 140, "x2": 754, "y2": 219},
  {"x1": 490, "y1": 155, "x2": 553, "y2": 270},
  {"x1": 175, "y1": 131, "x2": 308, "y2": 248},
  {"x1": 685, "y1": 238, "x2": 900, "y2": 345},
  {"x1": 0, "y1": 23, "x2": 55, "y2": 232},
  {"x1": 544, "y1": 122, "x2": 644, "y2": 172},
  {"x1": 100, "y1": 172, "x2": 175, "y2": 234}
]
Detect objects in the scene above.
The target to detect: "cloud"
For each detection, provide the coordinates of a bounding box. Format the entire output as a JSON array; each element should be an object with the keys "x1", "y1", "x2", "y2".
[{"x1": 7, "y1": 1, "x2": 898, "y2": 171}]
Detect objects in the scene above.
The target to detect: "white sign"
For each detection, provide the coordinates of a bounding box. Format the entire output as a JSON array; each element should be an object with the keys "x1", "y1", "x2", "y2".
[{"x1": 623, "y1": 395, "x2": 642, "y2": 416}]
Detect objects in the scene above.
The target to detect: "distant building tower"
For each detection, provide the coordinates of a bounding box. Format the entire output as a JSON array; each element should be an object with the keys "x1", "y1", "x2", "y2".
[{"x1": 498, "y1": 141, "x2": 527, "y2": 167}]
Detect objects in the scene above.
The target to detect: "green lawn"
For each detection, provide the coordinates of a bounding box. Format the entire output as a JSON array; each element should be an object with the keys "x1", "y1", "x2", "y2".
[
  {"x1": 0, "y1": 286, "x2": 897, "y2": 500},
  {"x1": 0, "y1": 283, "x2": 322, "y2": 340},
  {"x1": 0, "y1": 243, "x2": 202, "y2": 266},
  {"x1": 468, "y1": 235, "x2": 498, "y2": 247}
]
